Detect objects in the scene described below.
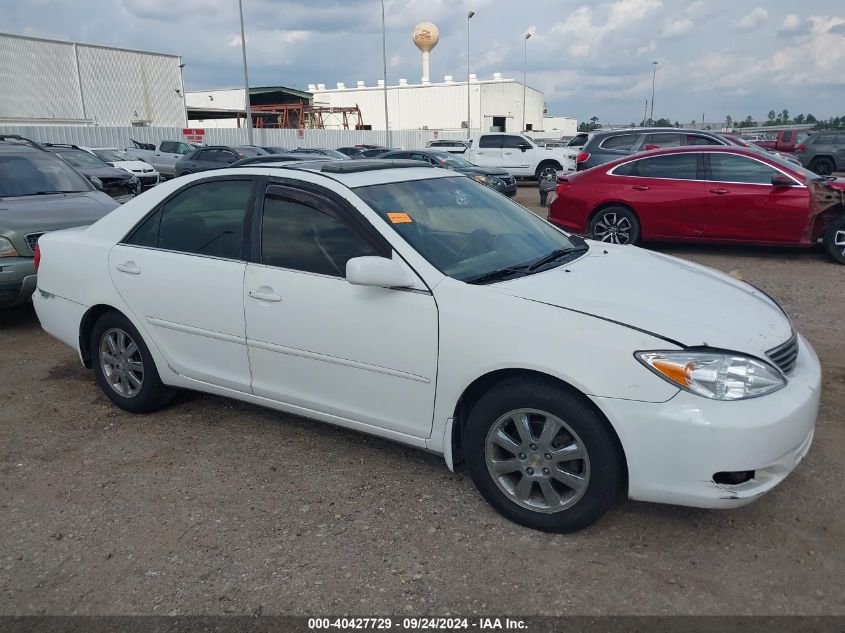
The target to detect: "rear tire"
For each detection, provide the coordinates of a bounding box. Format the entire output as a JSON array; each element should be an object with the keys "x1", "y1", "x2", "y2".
[
  {"x1": 809, "y1": 157, "x2": 835, "y2": 176},
  {"x1": 535, "y1": 161, "x2": 562, "y2": 182},
  {"x1": 91, "y1": 311, "x2": 173, "y2": 413},
  {"x1": 823, "y1": 216, "x2": 845, "y2": 264},
  {"x1": 588, "y1": 206, "x2": 640, "y2": 245},
  {"x1": 464, "y1": 377, "x2": 623, "y2": 532}
]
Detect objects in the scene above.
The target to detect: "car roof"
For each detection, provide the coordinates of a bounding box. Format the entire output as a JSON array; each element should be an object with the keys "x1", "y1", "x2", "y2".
[
  {"x1": 592, "y1": 145, "x2": 786, "y2": 168},
  {"x1": 222, "y1": 160, "x2": 451, "y2": 188}
]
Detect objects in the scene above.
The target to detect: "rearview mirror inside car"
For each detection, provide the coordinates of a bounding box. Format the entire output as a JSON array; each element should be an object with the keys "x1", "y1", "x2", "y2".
[
  {"x1": 771, "y1": 174, "x2": 795, "y2": 187},
  {"x1": 346, "y1": 256, "x2": 413, "y2": 289}
]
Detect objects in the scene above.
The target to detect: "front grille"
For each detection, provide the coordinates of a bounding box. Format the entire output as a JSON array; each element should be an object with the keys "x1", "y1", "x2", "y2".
[
  {"x1": 25, "y1": 232, "x2": 44, "y2": 255},
  {"x1": 139, "y1": 175, "x2": 158, "y2": 185},
  {"x1": 767, "y1": 333, "x2": 799, "y2": 374},
  {"x1": 502, "y1": 176, "x2": 516, "y2": 185}
]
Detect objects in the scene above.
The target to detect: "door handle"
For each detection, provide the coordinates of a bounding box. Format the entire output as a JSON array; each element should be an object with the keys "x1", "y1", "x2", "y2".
[
  {"x1": 632, "y1": 185, "x2": 650, "y2": 191},
  {"x1": 248, "y1": 287, "x2": 282, "y2": 302},
  {"x1": 709, "y1": 188, "x2": 730, "y2": 194},
  {"x1": 115, "y1": 262, "x2": 141, "y2": 275}
]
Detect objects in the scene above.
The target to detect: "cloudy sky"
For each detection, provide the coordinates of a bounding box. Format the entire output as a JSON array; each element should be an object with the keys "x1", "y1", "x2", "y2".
[{"x1": 3, "y1": 0, "x2": 844, "y2": 125}]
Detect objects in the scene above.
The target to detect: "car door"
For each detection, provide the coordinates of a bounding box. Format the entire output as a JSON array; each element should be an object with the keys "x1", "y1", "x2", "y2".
[
  {"x1": 609, "y1": 152, "x2": 706, "y2": 239},
  {"x1": 109, "y1": 177, "x2": 256, "y2": 391},
  {"x1": 473, "y1": 135, "x2": 503, "y2": 168},
  {"x1": 702, "y1": 153, "x2": 809, "y2": 242},
  {"x1": 243, "y1": 182, "x2": 439, "y2": 439},
  {"x1": 500, "y1": 135, "x2": 532, "y2": 170}
]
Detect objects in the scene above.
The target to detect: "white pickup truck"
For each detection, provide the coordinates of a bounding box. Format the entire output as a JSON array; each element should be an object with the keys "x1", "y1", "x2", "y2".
[
  {"x1": 124, "y1": 140, "x2": 196, "y2": 178},
  {"x1": 468, "y1": 132, "x2": 578, "y2": 180}
]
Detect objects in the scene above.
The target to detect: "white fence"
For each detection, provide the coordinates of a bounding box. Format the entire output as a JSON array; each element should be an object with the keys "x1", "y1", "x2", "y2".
[{"x1": 0, "y1": 125, "x2": 470, "y2": 151}]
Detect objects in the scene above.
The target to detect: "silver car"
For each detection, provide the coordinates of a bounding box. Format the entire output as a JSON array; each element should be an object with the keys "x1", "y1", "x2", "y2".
[{"x1": 0, "y1": 136, "x2": 118, "y2": 308}]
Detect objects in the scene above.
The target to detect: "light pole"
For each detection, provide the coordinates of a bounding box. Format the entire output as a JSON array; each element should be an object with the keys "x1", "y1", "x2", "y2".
[
  {"x1": 649, "y1": 60, "x2": 658, "y2": 126},
  {"x1": 380, "y1": 0, "x2": 391, "y2": 147},
  {"x1": 522, "y1": 32, "x2": 531, "y2": 132},
  {"x1": 237, "y1": 0, "x2": 253, "y2": 145},
  {"x1": 466, "y1": 10, "x2": 475, "y2": 140}
]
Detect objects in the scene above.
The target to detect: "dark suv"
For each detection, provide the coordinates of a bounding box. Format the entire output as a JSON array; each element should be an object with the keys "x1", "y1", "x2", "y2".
[
  {"x1": 0, "y1": 136, "x2": 118, "y2": 308},
  {"x1": 576, "y1": 128, "x2": 729, "y2": 171},
  {"x1": 795, "y1": 132, "x2": 845, "y2": 176}
]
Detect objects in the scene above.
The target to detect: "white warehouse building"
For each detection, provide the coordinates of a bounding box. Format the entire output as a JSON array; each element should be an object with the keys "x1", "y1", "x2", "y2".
[
  {"x1": 0, "y1": 32, "x2": 187, "y2": 127},
  {"x1": 309, "y1": 73, "x2": 550, "y2": 135}
]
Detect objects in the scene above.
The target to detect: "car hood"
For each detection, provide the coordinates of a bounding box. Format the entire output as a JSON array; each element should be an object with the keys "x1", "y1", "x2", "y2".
[
  {"x1": 452, "y1": 165, "x2": 511, "y2": 178},
  {"x1": 114, "y1": 160, "x2": 156, "y2": 172},
  {"x1": 491, "y1": 243, "x2": 793, "y2": 357},
  {"x1": 0, "y1": 192, "x2": 119, "y2": 233},
  {"x1": 78, "y1": 166, "x2": 133, "y2": 180}
]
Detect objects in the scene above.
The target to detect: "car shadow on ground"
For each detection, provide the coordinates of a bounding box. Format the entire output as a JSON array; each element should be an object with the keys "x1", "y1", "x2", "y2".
[{"x1": 0, "y1": 302, "x2": 40, "y2": 330}]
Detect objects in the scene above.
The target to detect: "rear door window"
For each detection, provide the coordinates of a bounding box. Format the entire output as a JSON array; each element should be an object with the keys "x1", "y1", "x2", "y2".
[
  {"x1": 635, "y1": 154, "x2": 700, "y2": 180},
  {"x1": 125, "y1": 179, "x2": 253, "y2": 259},
  {"x1": 644, "y1": 133, "x2": 683, "y2": 148},
  {"x1": 478, "y1": 136, "x2": 501, "y2": 149},
  {"x1": 600, "y1": 135, "x2": 638, "y2": 151},
  {"x1": 816, "y1": 134, "x2": 837, "y2": 145},
  {"x1": 686, "y1": 135, "x2": 721, "y2": 146}
]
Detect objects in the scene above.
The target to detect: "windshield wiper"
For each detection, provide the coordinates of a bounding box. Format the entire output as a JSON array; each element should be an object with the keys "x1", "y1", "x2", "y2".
[
  {"x1": 464, "y1": 265, "x2": 530, "y2": 285},
  {"x1": 527, "y1": 244, "x2": 589, "y2": 272},
  {"x1": 25, "y1": 190, "x2": 84, "y2": 196}
]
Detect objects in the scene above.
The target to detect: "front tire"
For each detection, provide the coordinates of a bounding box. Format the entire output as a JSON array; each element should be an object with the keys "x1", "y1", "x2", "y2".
[
  {"x1": 464, "y1": 377, "x2": 623, "y2": 532},
  {"x1": 809, "y1": 157, "x2": 835, "y2": 176},
  {"x1": 588, "y1": 206, "x2": 640, "y2": 245},
  {"x1": 823, "y1": 216, "x2": 845, "y2": 264},
  {"x1": 91, "y1": 311, "x2": 173, "y2": 413}
]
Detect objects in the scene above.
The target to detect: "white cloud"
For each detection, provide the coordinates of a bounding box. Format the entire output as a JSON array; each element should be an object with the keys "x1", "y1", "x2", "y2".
[
  {"x1": 736, "y1": 7, "x2": 768, "y2": 31},
  {"x1": 661, "y1": 19, "x2": 693, "y2": 39},
  {"x1": 549, "y1": 0, "x2": 663, "y2": 59},
  {"x1": 685, "y1": 1, "x2": 707, "y2": 17},
  {"x1": 636, "y1": 40, "x2": 656, "y2": 56}
]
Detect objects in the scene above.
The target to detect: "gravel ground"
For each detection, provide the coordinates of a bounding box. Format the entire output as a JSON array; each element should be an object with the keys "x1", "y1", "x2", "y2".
[{"x1": 1, "y1": 185, "x2": 843, "y2": 616}]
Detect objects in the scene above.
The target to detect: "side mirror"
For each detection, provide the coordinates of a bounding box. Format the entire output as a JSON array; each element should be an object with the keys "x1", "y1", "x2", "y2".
[
  {"x1": 106, "y1": 161, "x2": 115, "y2": 167},
  {"x1": 643, "y1": 144, "x2": 660, "y2": 150},
  {"x1": 518, "y1": 142, "x2": 531, "y2": 152},
  {"x1": 88, "y1": 175, "x2": 104, "y2": 191},
  {"x1": 771, "y1": 174, "x2": 795, "y2": 187},
  {"x1": 346, "y1": 256, "x2": 413, "y2": 289}
]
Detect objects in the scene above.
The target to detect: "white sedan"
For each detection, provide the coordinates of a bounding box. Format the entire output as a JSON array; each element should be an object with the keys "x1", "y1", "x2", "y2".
[{"x1": 32, "y1": 160, "x2": 821, "y2": 532}]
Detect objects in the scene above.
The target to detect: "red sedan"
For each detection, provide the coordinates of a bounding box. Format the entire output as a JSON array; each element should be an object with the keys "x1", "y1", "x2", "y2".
[{"x1": 548, "y1": 146, "x2": 845, "y2": 263}]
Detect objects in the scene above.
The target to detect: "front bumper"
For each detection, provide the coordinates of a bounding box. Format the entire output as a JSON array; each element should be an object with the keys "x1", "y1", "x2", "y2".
[
  {"x1": 592, "y1": 334, "x2": 821, "y2": 509},
  {"x1": 0, "y1": 257, "x2": 36, "y2": 308}
]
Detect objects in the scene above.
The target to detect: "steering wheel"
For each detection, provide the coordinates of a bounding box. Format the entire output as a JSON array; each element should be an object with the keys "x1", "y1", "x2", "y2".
[{"x1": 455, "y1": 229, "x2": 495, "y2": 262}]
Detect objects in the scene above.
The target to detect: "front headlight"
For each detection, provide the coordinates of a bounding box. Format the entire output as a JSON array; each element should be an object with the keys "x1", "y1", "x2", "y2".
[
  {"x1": 636, "y1": 350, "x2": 786, "y2": 400},
  {"x1": 471, "y1": 174, "x2": 490, "y2": 185},
  {"x1": 0, "y1": 236, "x2": 19, "y2": 258}
]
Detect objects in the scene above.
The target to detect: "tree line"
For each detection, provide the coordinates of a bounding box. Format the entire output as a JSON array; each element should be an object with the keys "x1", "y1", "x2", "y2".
[{"x1": 577, "y1": 112, "x2": 845, "y2": 133}]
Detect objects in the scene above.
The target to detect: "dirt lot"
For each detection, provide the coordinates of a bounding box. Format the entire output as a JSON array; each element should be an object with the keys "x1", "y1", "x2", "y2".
[{"x1": 1, "y1": 185, "x2": 843, "y2": 616}]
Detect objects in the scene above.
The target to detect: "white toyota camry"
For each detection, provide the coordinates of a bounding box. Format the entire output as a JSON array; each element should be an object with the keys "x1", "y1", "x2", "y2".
[{"x1": 33, "y1": 159, "x2": 821, "y2": 532}]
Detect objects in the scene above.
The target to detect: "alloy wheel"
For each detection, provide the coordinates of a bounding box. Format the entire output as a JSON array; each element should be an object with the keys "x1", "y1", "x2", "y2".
[
  {"x1": 835, "y1": 229, "x2": 845, "y2": 256},
  {"x1": 539, "y1": 166, "x2": 558, "y2": 181},
  {"x1": 485, "y1": 408, "x2": 590, "y2": 513},
  {"x1": 593, "y1": 212, "x2": 633, "y2": 244},
  {"x1": 99, "y1": 327, "x2": 144, "y2": 398}
]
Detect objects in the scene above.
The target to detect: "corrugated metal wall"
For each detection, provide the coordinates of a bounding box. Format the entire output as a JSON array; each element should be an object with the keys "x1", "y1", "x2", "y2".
[
  {"x1": 0, "y1": 33, "x2": 185, "y2": 127},
  {"x1": 0, "y1": 125, "x2": 469, "y2": 150}
]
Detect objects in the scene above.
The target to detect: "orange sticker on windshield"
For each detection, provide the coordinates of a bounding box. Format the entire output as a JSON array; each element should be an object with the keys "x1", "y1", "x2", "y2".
[{"x1": 387, "y1": 212, "x2": 413, "y2": 224}]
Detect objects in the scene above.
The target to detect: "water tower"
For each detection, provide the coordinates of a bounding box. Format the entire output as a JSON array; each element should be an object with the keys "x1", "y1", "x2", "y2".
[{"x1": 412, "y1": 21, "x2": 440, "y2": 83}]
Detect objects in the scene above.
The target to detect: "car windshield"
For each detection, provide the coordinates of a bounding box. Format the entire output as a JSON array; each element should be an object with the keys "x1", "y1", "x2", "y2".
[
  {"x1": 319, "y1": 149, "x2": 349, "y2": 159},
  {"x1": 431, "y1": 152, "x2": 474, "y2": 168},
  {"x1": 94, "y1": 149, "x2": 133, "y2": 162},
  {"x1": 354, "y1": 176, "x2": 585, "y2": 283},
  {"x1": 235, "y1": 147, "x2": 265, "y2": 157},
  {"x1": 57, "y1": 149, "x2": 109, "y2": 169},
  {"x1": 0, "y1": 152, "x2": 92, "y2": 197}
]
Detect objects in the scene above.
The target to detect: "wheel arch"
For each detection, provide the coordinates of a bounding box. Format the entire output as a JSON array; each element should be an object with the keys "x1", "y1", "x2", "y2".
[
  {"x1": 78, "y1": 304, "x2": 127, "y2": 367},
  {"x1": 449, "y1": 368, "x2": 628, "y2": 490},
  {"x1": 588, "y1": 201, "x2": 639, "y2": 227}
]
